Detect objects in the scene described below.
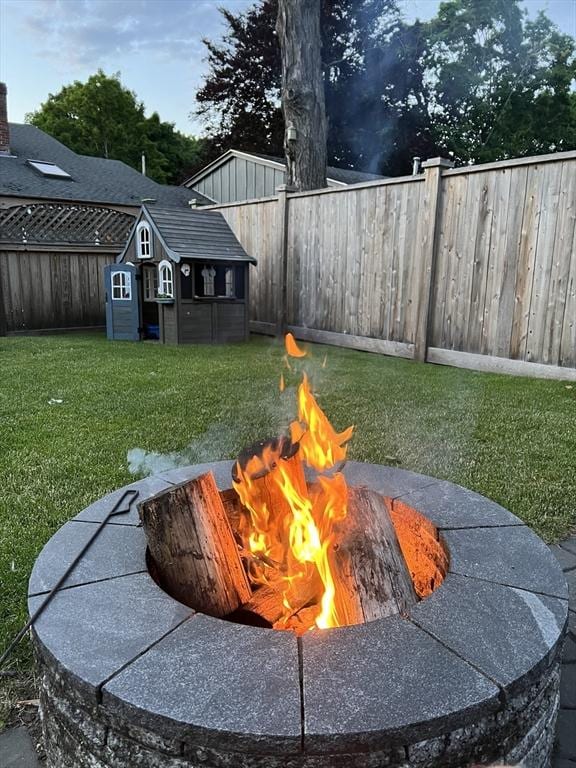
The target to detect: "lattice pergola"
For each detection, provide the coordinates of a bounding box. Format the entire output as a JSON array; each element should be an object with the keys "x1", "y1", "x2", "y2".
[{"x1": 0, "y1": 202, "x2": 135, "y2": 246}]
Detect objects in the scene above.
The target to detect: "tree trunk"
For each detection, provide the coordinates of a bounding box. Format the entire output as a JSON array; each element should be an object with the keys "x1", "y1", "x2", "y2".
[
  {"x1": 139, "y1": 472, "x2": 252, "y2": 616},
  {"x1": 330, "y1": 487, "x2": 419, "y2": 625},
  {"x1": 276, "y1": 0, "x2": 327, "y2": 191}
]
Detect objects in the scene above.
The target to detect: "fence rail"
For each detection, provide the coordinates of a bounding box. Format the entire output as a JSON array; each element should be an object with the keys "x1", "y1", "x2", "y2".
[{"x1": 213, "y1": 150, "x2": 576, "y2": 381}]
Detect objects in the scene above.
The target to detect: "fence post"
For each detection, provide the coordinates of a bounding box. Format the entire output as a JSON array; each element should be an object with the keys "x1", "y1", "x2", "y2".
[
  {"x1": 275, "y1": 184, "x2": 292, "y2": 336},
  {"x1": 413, "y1": 157, "x2": 454, "y2": 362}
]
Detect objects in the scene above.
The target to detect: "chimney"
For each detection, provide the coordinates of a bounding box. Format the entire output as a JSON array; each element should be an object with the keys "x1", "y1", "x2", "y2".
[{"x1": 0, "y1": 83, "x2": 10, "y2": 154}]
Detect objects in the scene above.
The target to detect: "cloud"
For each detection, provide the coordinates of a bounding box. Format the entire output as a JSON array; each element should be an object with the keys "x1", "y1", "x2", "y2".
[{"x1": 18, "y1": 0, "x2": 253, "y2": 68}]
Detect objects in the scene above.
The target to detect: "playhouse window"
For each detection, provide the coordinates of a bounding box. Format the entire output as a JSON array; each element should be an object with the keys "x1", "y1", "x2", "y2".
[
  {"x1": 225, "y1": 267, "x2": 235, "y2": 297},
  {"x1": 137, "y1": 222, "x2": 152, "y2": 259},
  {"x1": 201, "y1": 265, "x2": 216, "y2": 296},
  {"x1": 112, "y1": 271, "x2": 132, "y2": 300},
  {"x1": 143, "y1": 267, "x2": 158, "y2": 301},
  {"x1": 158, "y1": 260, "x2": 174, "y2": 297},
  {"x1": 194, "y1": 264, "x2": 244, "y2": 299}
]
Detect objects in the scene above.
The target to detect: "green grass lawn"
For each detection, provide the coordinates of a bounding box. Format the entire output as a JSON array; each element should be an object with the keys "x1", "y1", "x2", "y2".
[{"x1": 1, "y1": 331, "x2": 576, "y2": 686}]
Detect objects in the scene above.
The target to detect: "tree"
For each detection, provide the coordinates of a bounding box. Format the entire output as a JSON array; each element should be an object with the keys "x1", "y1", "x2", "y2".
[
  {"x1": 195, "y1": 0, "x2": 283, "y2": 159},
  {"x1": 144, "y1": 112, "x2": 207, "y2": 184},
  {"x1": 196, "y1": 0, "x2": 576, "y2": 175},
  {"x1": 326, "y1": 13, "x2": 437, "y2": 175},
  {"x1": 423, "y1": 0, "x2": 576, "y2": 164},
  {"x1": 27, "y1": 71, "x2": 206, "y2": 184},
  {"x1": 196, "y1": 0, "x2": 411, "y2": 174},
  {"x1": 277, "y1": 0, "x2": 327, "y2": 190}
]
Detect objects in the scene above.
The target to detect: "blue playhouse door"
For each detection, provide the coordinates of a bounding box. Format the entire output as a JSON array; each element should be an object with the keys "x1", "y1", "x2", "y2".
[{"x1": 104, "y1": 264, "x2": 140, "y2": 341}]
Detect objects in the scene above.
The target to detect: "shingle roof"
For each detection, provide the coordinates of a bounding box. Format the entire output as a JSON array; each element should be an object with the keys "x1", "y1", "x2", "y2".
[
  {"x1": 0, "y1": 123, "x2": 210, "y2": 207},
  {"x1": 143, "y1": 205, "x2": 255, "y2": 263},
  {"x1": 249, "y1": 152, "x2": 385, "y2": 184}
]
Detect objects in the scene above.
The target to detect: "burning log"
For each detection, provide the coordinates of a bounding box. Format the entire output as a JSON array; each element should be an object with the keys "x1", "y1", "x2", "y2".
[
  {"x1": 232, "y1": 436, "x2": 307, "y2": 577},
  {"x1": 226, "y1": 576, "x2": 321, "y2": 629},
  {"x1": 139, "y1": 472, "x2": 252, "y2": 616},
  {"x1": 330, "y1": 487, "x2": 419, "y2": 625},
  {"x1": 233, "y1": 437, "x2": 306, "y2": 522},
  {"x1": 228, "y1": 585, "x2": 286, "y2": 627},
  {"x1": 278, "y1": 605, "x2": 319, "y2": 633}
]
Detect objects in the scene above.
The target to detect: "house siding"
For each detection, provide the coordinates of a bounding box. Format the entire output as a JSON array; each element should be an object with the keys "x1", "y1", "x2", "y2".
[{"x1": 193, "y1": 156, "x2": 286, "y2": 203}]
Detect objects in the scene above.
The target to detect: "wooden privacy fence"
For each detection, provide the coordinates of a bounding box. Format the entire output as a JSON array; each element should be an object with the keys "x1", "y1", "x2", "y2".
[
  {"x1": 0, "y1": 248, "x2": 116, "y2": 332},
  {"x1": 212, "y1": 150, "x2": 576, "y2": 380}
]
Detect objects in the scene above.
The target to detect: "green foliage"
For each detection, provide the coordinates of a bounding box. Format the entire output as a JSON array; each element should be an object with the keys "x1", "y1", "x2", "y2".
[
  {"x1": 27, "y1": 71, "x2": 207, "y2": 184},
  {"x1": 196, "y1": 0, "x2": 283, "y2": 160},
  {"x1": 424, "y1": 1, "x2": 576, "y2": 164},
  {"x1": 197, "y1": 0, "x2": 576, "y2": 174},
  {"x1": 196, "y1": 0, "x2": 425, "y2": 173}
]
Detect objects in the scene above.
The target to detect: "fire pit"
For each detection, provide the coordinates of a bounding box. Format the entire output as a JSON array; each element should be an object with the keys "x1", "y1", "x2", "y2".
[
  {"x1": 29, "y1": 461, "x2": 567, "y2": 768},
  {"x1": 29, "y1": 337, "x2": 568, "y2": 767}
]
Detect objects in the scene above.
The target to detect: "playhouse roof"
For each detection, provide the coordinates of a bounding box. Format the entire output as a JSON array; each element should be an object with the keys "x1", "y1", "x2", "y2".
[{"x1": 128, "y1": 204, "x2": 256, "y2": 264}]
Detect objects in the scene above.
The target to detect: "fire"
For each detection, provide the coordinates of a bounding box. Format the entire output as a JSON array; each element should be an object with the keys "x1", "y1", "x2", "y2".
[
  {"x1": 233, "y1": 335, "x2": 353, "y2": 631},
  {"x1": 291, "y1": 374, "x2": 354, "y2": 471}
]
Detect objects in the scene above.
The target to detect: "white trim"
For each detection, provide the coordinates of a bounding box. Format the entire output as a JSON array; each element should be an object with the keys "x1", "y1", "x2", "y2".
[
  {"x1": 136, "y1": 221, "x2": 152, "y2": 259},
  {"x1": 111, "y1": 270, "x2": 132, "y2": 301},
  {"x1": 141, "y1": 206, "x2": 181, "y2": 263},
  {"x1": 118, "y1": 207, "x2": 180, "y2": 264},
  {"x1": 158, "y1": 259, "x2": 174, "y2": 298}
]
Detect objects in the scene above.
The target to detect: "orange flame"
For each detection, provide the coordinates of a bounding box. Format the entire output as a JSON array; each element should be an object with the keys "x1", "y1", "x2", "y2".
[
  {"x1": 285, "y1": 332, "x2": 307, "y2": 358},
  {"x1": 233, "y1": 336, "x2": 353, "y2": 632},
  {"x1": 291, "y1": 374, "x2": 354, "y2": 471}
]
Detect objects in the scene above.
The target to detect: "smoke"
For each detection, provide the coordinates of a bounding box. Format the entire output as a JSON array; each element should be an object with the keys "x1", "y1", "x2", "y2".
[
  {"x1": 127, "y1": 421, "x2": 248, "y2": 477},
  {"x1": 127, "y1": 447, "x2": 188, "y2": 476},
  {"x1": 126, "y1": 337, "x2": 335, "y2": 479}
]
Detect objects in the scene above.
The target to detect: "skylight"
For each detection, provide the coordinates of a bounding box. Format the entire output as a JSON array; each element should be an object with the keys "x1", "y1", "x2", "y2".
[{"x1": 27, "y1": 160, "x2": 72, "y2": 179}]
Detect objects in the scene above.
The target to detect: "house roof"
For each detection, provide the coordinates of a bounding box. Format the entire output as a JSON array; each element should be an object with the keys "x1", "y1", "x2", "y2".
[
  {"x1": 249, "y1": 152, "x2": 385, "y2": 185},
  {"x1": 121, "y1": 204, "x2": 256, "y2": 264},
  {"x1": 0, "y1": 123, "x2": 211, "y2": 208},
  {"x1": 183, "y1": 149, "x2": 385, "y2": 189}
]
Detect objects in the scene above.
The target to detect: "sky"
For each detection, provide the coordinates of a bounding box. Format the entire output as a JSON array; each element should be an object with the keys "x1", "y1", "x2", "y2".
[{"x1": 0, "y1": 0, "x2": 575, "y2": 137}]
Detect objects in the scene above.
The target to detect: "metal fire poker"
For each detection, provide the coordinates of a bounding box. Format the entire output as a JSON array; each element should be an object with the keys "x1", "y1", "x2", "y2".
[{"x1": 0, "y1": 488, "x2": 140, "y2": 672}]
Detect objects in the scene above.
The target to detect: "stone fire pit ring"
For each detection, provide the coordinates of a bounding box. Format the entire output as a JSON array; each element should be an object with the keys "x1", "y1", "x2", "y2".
[{"x1": 29, "y1": 461, "x2": 568, "y2": 768}]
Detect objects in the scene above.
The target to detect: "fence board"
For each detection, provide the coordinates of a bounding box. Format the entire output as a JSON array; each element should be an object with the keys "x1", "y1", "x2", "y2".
[
  {"x1": 544, "y1": 162, "x2": 576, "y2": 364},
  {"x1": 526, "y1": 161, "x2": 563, "y2": 364},
  {"x1": 494, "y1": 166, "x2": 528, "y2": 358},
  {"x1": 510, "y1": 164, "x2": 543, "y2": 360},
  {"x1": 482, "y1": 168, "x2": 512, "y2": 356}
]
